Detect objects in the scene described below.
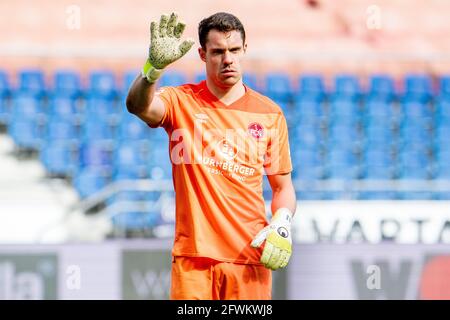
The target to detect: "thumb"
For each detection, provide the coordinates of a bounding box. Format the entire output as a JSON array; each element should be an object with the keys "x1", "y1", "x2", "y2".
[
  {"x1": 178, "y1": 38, "x2": 195, "y2": 57},
  {"x1": 251, "y1": 226, "x2": 270, "y2": 248}
]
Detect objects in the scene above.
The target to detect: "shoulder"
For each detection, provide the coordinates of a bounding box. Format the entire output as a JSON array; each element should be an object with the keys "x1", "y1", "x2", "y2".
[
  {"x1": 247, "y1": 88, "x2": 284, "y2": 115},
  {"x1": 159, "y1": 82, "x2": 202, "y2": 97}
]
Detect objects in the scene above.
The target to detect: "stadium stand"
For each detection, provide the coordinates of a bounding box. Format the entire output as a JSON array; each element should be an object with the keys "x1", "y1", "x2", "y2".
[{"x1": 1, "y1": 67, "x2": 449, "y2": 237}]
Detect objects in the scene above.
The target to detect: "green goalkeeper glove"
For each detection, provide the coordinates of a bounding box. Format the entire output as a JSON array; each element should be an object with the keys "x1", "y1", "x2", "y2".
[
  {"x1": 251, "y1": 208, "x2": 293, "y2": 270},
  {"x1": 142, "y1": 12, "x2": 195, "y2": 83}
]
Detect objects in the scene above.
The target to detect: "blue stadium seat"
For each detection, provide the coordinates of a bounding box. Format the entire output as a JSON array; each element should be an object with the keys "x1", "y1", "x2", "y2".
[
  {"x1": 53, "y1": 70, "x2": 81, "y2": 97},
  {"x1": 8, "y1": 119, "x2": 43, "y2": 150},
  {"x1": 434, "y1": 125, "x2": 450, "y2": 148},
  {"x1": 434, "y1": 150, "x2": 450, "y2": 170},
  {"x1": 149, "y1": 127, "x2": 168, "y2": 142},
  {"x1": 0, "y1": 98, "x2": 10, "y2": 125},
  {"x1": 368, "y1": 74, "x2": 395, "y2": 101},
  {"x1": 243, "y1": 73, "x2": 258, "y2": 90},
  {"x1": 18, "y1": 69, "x2": 46, "y2": 97},
  {"x1": 327, "y1": 148, "x2": 358, "y2": 165},
  {"x1": 297, "y1": 191, "x2": 326, "y2": 200},
  {"x1": 292, "y1": 166, "x2": 323, "y2": 181},
  {"x1": 439, "y1": 75, "x2": 450, "y2": 98},
  {"x1": 435, "y1": 153, "x2": 450, "y2": 176},
  {"x1": 81, "y1": 118, "x2": 114, "y2": 143},
  {"x1": 264, "y1": 73, "x2": 293, "y2": 102},
  {"x1": 399, "y1": 121, "x2": 431, "y2": 148},
  {"x1": 328, "y1": 98, "x2": 360, "y2": 124},
  {"x1": 40, "y1": 141, "x2": 77, "y2": 176},
  {"x1": 433, "y1": 164, "x2": 450, "y2": 179},
  {"x1": 291, "y1": 149, "x2": 323, "y2": 180},
  {"x1": 361, "y1": 149, "x2": 394, "y2": 179},
  {"x1": 45, "y1": 117, "x2": 78, "y2": 142},
  {"x1": 292, "y1": 95, "x2": 323, "y2": 123},
  {"x1": 48, "y1": 95, "x2": 79, "y2": 121},
  {"x1": 325, "y1": 148, "x2": 359, "y2": 179},
  {"x1": 358, "y1": 191, "x2": 396, "y2": 200},
  {"x1": 397, "y1": 166, "x2": 429, "y2": 179},
  {"x1": 73, "y1": 168, "x2": 108, "y2": 199},
  {"x1": 403, "y1": 74, "x2": 432, "y2": 101},
  {"x1": 83, "y1": 96, "x2": 118, "y2": 119},
  {"x1": 194, "y1": 72, "x2": 206, "y2": 83},
  {"x1": 0, "y1": 71, "x2": 10, "y2": 124},
  {"x1": 435, "y1": 98, "x2": 450, "y2": 124},
  {"x1": 11, "y1": 93, "x2": 45, "y2": 121},
  {"x1": 322, "y1": 191, "x2": 357, "y2": 200},
  {"x1": 159, "y1": 71, "x2": 187, "y2": 87},
  {"x1": 434, "y1": 192, "x2": 450, "y2": 200},
  {"x1": 363, "y1": 148, "x2": 392, "y2": 167},
  {"x1": 88, "y1": 71, "x2": 117, "y2": 99},
  {"x1": 398, "y1": 150, "x2": 429, "y2": 179},
  {"x1": 363, "y1": 123, "x2": 393, "y2": 146},
  {"x1": 78, "y1": 142, "x2": 113, "y2": 169},
  {"x1": 333, "y1": 75, "x2": 360, "y2": 100},
  {"x1": 362, "y1": 167, "x2": 393, "y2": 181},
  {"x1": 297, "y1": 74, "x2": 325, "y2": 99},
  {"x1": 0, "y1": 70, "x2": 10, "y2": 96},
  {"x1": 122, "y1": 70, "x2": 139, "y2": 94},
  {"x1": 118, "y1": 114, "x2": 149, "y2": 141},
  {"x1": 400, "y1": 99, "x2": 432, "y2": 119},
  {"x1": 293, "y1": 124, "x2": 322, "y2": 149},
  {"x1": 148, "y1": 147, "x2": 172, "y2": 180},
  {"x1": 327, "y1": 124, "x2": 360, "y2": 147},
  {"x1": 398, "y1": 192, "x2": 433, "y2": 200},
  {"x1": 113, "y1": 143, "x2": 147, "y2": 178},
  {"x1": 363, "y1": 99, "x2": 394, "y2": 120}
]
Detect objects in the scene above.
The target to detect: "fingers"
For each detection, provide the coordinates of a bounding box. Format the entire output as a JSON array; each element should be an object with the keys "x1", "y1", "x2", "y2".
[
  {"x1": 279, "y1": 251, "x2": 291, "y2": 269},
  {"x1": 271, "y1": 250, "x2": 289, "y2": 270},
  {"x1": 166, "y1": 12, "x2": 178, "y2": 37},
  {"x1": 178, "y1": 38, "x2": 195, "y2": 56},
  {"x1": 267, "y1": 247, "x2": 281, "y2": 270},
  {"x1": 260, "y1": 243, "x2": 291, "y2": 270},
  {"x1": 260, "y1": 242, "x2": 273, "y2": 266},
  {"x1": 150, "y1": 21, "x2": 158, "y2": 40},
  {"x1": 174, "y1": 21, "x2": 186, "y2": 39},
  {"x1": 159, "y1": 14, "x2": 169, "y2": 37}
]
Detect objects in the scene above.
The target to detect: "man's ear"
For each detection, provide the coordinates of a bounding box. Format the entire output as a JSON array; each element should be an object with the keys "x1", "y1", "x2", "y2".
[
  {"x1": 198, "y1": 47, "x2": 206, "y2": 62},
  {"x1": 243, "y1": 42, "x2": 247, "y2": 53}
]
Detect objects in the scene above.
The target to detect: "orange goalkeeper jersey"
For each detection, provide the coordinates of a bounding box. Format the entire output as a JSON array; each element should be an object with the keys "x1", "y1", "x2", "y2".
[{"x1": 149, "y1": 80, "x2": 292, "y2": 264}]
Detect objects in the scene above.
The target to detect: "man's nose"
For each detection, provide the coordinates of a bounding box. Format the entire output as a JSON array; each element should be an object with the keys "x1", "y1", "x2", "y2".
[{"x1": 223, "y1": 51, "x2": 233, "y2": 65}]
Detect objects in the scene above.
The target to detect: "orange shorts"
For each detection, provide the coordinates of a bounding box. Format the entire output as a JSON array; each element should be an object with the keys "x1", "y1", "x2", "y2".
[{"x1": 170, "y1": 256, "x2": 272, "y2": 300}]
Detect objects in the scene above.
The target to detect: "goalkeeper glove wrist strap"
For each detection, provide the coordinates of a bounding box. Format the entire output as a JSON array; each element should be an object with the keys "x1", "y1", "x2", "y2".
[
  {"x1": 272, "y1": 207, "x2": 293, "y2": 224},
  {"x1": 141, "y1": 59, "x2": 163, "y2": 84}
]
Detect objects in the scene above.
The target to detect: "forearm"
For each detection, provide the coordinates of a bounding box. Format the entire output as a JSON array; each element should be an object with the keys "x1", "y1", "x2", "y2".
[
  {"x1": 271, "y1": 182, "x2": 297, "y2": 216},
  {"x1": 126, "y1": 74, "x2": 157, "y2": 115}
]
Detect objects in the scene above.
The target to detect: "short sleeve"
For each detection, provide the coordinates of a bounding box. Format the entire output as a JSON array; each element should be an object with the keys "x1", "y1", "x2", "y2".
[
  {"x1": 147, "y1": 86, "x2": 178, "y2": 130},
  {"x1": 263, "y1": 114, "x2": 293, "y2": 175}
]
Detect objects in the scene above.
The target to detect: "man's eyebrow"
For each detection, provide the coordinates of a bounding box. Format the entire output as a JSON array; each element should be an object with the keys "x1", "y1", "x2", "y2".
[{"x1": 209, "y1": 45, "x2": 242, "y2": 52}]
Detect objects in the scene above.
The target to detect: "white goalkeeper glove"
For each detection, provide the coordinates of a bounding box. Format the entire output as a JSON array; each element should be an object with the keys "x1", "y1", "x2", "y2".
[
  {"x1": 142, "y1": 12, "x2": 195, "y2": 83},
  {"x1": 251, "y1": 208, "x2": 293, "y2": 270}
]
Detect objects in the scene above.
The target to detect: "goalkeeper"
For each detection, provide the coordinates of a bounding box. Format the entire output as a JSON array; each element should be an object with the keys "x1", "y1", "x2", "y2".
[{"x1": 126, "y1": 12, "x2": 296, "y2": 300}]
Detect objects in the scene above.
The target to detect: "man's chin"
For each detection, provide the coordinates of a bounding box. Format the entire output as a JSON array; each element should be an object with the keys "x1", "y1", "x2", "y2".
[{"x1": 219, "y1": 75, "x2": 240, "y2": 87}]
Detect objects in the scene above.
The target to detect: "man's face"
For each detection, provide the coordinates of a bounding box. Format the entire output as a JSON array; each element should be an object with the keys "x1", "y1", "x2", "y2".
[{"x1": 199, "y1": 29, "x2": 246, "y2": 88}]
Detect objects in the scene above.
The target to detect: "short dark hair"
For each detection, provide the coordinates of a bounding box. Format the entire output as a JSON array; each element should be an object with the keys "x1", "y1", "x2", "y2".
[{"x1": 198, "y1": 12, "x2": 246, "y2": 49}]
